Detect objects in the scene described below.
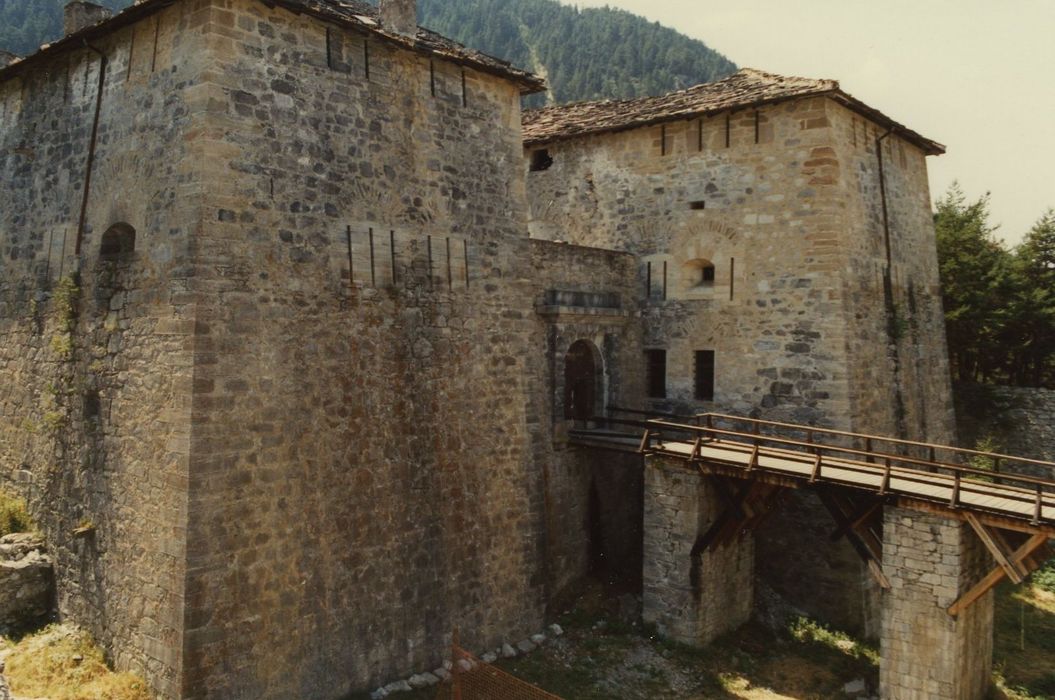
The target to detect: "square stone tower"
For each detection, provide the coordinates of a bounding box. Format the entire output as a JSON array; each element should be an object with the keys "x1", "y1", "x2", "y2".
[{"x1": 0, "y1": 0, "x2": 549, "y2": 697}]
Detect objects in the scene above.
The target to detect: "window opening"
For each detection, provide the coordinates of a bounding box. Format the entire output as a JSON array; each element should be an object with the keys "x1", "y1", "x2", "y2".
[
  {"x1": 695, "y1": 350, "x2": 715, "y2": 401},
  {"x1": 645, "y1": 349, "x2": 667, "y2": 399},
  {"x1": 529, "y1": 149, "x2": 553, "y2": 172},
  {"x1": 99, "y1": 223, "x2": 136, "y2": 262},
  {"x1": 689, "y1": 200, "x2": 706, "y2": 211}
]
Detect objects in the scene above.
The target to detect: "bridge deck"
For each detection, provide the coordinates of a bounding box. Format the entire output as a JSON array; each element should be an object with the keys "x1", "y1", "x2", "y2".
[
  {"x1": 572, "y1": 411, "x2": 1055, "y2": 615},
  {"x1": 571, "y1": 411, "x2": 1055, "y2": 532}
]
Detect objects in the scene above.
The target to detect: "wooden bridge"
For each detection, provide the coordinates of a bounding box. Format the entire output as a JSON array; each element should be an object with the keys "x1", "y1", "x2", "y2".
[{"x1": 571, "y1": 410, "x2": 1055, "y2": 617}]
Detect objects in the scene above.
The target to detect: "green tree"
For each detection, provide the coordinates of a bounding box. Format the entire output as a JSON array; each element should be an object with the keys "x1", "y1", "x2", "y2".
[
  {"x1": 934, "y1": 184, "x2": 1013, "y2": 383},
  {"x1": 1005, "y1": 210, "x2": 1055, "y2": 387}
]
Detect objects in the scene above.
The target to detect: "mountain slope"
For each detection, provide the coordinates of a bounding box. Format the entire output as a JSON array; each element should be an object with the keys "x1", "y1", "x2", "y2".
[
  {"x1": 0, "y1": 0, "x2": 737, "y2": 106},
  {"x1": 416, "y1": 0, "x2": 737, "y2": 106},
  {"x1": 0, "y1": 0, "x2": 127, "y2": 56}
]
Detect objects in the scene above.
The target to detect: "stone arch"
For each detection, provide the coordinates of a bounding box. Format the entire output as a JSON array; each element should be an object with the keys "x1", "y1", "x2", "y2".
[
  {"x1": 99, "y1": 222, "x2": 136, "y2": 262},
  {"x1": 563, "y1": 339, "x2": 604, "y2": 423}
]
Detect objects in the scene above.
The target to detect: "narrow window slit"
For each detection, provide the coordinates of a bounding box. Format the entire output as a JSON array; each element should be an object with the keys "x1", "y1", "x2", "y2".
[
  {"x1": 126, "y1": 28, "x2": 136, "y2": 81},
  {"x1": 429, "y1": 60, "x2": 436, "y2": 97},
  {"x1": 368, "y1": 227, "x2": 376, "y2": 286},
  {"x1": 446, "y1": 237, "x2": 453, "y2": 290},
  {"x1": 389, "y1": 230, "x2": 397, "y2": 285},
  {"x1": 150, "y1": 16, "x2": 160, "y2": 73},
  {"x1": 660, "y1": 124, "x2": 667, "y2": 156},
  {"x1": 461, "y1": 70, "x2": 467, "y2": 107},
  {"x1": 346, "y1": 225, "x2": 354, "y2": 285},
  {"x1": 364, "y1": 39, "x2": 370, "y2": 79},
  {"x1": 427, "y1": 235, "x2": 433, "y2": 288},
  {"x1": 729, "y1": 258, "x2": 735, "y2": 300},
  {"x1": 754, "y1": 110, "x2": 760, "y2": 144}
]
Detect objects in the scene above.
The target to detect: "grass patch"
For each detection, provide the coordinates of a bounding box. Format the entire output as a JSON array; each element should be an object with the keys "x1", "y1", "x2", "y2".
[
  {"x1": 0, "y1": 489, "x2": 33, "y2": 537},
  {"x1": 3, "y1": 624, "x2": 150, "y2": 700},
  {"x1": 994, "y1": 582, "x2": 1055, "y2": 699}
]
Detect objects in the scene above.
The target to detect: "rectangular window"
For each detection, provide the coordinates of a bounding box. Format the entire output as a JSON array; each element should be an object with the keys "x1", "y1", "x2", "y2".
[
  {"x1": 646, "y1": 349, "x2": 667, "y2": 399},
  {"x1": 695, "y1": 350, "x2": 715, "y2": 401}
]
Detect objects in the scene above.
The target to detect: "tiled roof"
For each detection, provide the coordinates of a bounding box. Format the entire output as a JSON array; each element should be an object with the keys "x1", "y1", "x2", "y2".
[
  {"x1": 522, "y1": 68, "x2": 944, "y2": 155},
  {"x1": 0, "y1": 0, "x2": 545, "y2": 94}
]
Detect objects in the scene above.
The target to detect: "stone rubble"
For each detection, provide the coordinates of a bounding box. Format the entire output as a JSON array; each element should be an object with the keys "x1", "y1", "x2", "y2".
[
  {"x1": 0, "y1": 533, "x2": 53, "y2": 631},
  {"x1": 370, "y1": 627, "x2": 558, "y2": 698}
]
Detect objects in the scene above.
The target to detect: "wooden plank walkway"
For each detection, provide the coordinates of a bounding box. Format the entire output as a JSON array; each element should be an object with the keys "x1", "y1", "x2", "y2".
[{"x1": 570, "y1": 412, "x2": 1055, "y2": 532}]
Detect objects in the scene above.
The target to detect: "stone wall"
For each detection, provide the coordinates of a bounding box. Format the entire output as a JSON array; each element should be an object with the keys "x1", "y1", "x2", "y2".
[
  {"x1": 528, "y1": 240, "x2": 645, "y2": 601},
  {"x1": 178, "y1": 1, "x2": 547, "y2": 696},
  {"x1": 524, "y1": 96, "x2": 954, "y2": 634},
  {"x1": 0, "y1": 3, "x2": 211, "y2": 696},
  {"x1": 955, "y1": 383, "x2": 1055, "y2": 472},
  {"x1": 880, "y1": 507, "x2": 993, "y2": 699}
]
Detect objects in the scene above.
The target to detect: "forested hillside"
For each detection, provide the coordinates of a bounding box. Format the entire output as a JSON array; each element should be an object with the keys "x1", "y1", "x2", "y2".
[
  {"x1": 0, "y1": 0, "x2": 736, "y2": 106},
  {"x1": 0, "y1": 0, "x2": 126, "y2": 56},
  {"x1": 415, "y1": 0, "x2": 736, "y2": 105}
]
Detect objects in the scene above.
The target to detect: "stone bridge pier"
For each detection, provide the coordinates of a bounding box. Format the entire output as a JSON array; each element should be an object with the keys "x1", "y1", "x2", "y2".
[
  {"x1": 642, "y1": 458, "x2": 754, "y2": 644},
  {"x1": 642, "y1": 458, "x2": 996, "y2": 699},
  {"x1": 880, "y1": 507, "x2": 993, "y2": 699}
]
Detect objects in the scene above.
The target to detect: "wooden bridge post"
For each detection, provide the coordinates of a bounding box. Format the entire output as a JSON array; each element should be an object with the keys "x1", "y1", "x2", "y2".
[
  {"x1": 642, "y1": 455, "x2": 754, "y2": 646},
  {"x1": 880, "y1": 506, "x2": 993, "y2": 700}
]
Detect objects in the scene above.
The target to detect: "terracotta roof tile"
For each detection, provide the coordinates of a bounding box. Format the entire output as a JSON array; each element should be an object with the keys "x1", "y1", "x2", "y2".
[{"x1": 522, "y1": 68, "x2": 943, "y2": 155}]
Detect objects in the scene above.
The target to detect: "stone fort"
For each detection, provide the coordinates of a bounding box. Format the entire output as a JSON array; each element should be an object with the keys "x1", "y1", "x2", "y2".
[{"x1": 1, "y1": 0, "x2": 1039, "y2": 698}]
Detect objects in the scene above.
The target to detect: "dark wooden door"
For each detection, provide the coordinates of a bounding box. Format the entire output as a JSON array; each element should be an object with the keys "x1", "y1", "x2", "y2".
[{"x1": 564, "y1": 341, "x2": 596, "y2": 422}]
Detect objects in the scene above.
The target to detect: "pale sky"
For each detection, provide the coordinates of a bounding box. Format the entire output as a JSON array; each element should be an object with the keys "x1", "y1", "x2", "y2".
[{"x1": 574, "y1": 0, "x2": 1055, "y2": 246}]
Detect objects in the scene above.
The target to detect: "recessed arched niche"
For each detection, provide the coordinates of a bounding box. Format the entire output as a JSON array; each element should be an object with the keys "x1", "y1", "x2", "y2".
[{"x1": 99, "y1": 222, "x2": 136, "y2": 263}]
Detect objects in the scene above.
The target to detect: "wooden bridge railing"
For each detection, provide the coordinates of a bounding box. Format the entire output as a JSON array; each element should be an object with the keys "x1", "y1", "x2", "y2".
[{"x1": 629, "y1": 412, "x2": 1055, "y2": 525}]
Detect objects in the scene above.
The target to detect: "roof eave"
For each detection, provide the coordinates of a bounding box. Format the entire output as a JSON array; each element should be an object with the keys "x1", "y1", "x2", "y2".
[
  {"x1": 0, "y1": 0, "x2": 176, "y2": 82},
  {"x1": 524, "y1": 88, "x2": 945, "y2": 155},
  {"x1": 0, "y1": 0, "x2": 547, "y2": 95}
]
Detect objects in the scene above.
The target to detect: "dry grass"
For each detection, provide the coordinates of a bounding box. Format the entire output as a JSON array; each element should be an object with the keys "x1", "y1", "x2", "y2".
[
  {"x1": 0, "y1": 489, "x2": 32, "y2": 537},
  {"x1": 2, "y1": 624, "x2": 150, "y2": 700}
]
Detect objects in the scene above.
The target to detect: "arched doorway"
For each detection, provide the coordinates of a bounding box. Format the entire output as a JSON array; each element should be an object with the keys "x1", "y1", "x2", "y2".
[{"x1": 564, "y1": 339, "x2": 601, "y2": 423}]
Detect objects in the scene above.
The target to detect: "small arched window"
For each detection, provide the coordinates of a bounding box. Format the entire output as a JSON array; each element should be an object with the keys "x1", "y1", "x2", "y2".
[
  {"x1": 683, "y1": 258, "x2": 716, "y2": 290},
  {"x1": 99, "y1": 223, "x2": 136, "y2": 262}
]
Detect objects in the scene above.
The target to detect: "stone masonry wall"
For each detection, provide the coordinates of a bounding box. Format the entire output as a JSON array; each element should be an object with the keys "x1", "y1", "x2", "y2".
[
  {"x1": 178, "y1": 1, "x2": 546, "y2": 696},
  {"x1": 526, "y1": 101, "x2": 856, "y2": 426},
  {"x1": 524, "y1": 96, "x2": 952, "y2": 633},
  {"x1": 642, "y1": 457, "x2": 753, "y2": 644},
  {"x1": 955, "y1": 383, "x2": 1055, "y2": 471},
  {"x1": 0, "y1": 3, "x2": 213, "y2": 696},
  {"x1": 528, "y1": 240, "x2": 646, "y2": 599},
  {"x1": 829, "y1": 102, "x2": 956, "y2": 444},
  {"x1": 881, "y1": 506, "x2": 993, "y2": 700}
]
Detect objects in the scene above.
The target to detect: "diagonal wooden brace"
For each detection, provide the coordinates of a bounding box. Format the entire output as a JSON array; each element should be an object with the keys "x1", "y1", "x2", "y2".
[
  {"x1": 817, "y1": 489, "x2": 891, "y2": 589},
  {"x1": 948, "y1": 533, "x2": 1050, "y2": 616},
  {"x1": 829, "y1": 497, "x2": 884, "y2": 543},
  {"x1": 965, "y1": 513, "x2": 1026, "y2": 584}
]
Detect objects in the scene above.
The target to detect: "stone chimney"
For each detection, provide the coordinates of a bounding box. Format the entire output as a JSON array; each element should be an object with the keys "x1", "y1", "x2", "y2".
[
  {"x1": 379, "y1": 0, "x2": 417, "y2": 37},
  {"x1": 64, "y1": 1, "x2": 114, "y2": 37},
  {"x1": 0, "y1": 50, "x2": 19, "y2": 69}
]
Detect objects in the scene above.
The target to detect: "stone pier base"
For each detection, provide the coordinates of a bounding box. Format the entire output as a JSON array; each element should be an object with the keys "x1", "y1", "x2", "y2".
[
  {"x1": 880, "y1": 507, "x2": 993, "y2": 700},
  {"x1": 642, "y1": 457, "x2": 753, "y2": 645}
]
